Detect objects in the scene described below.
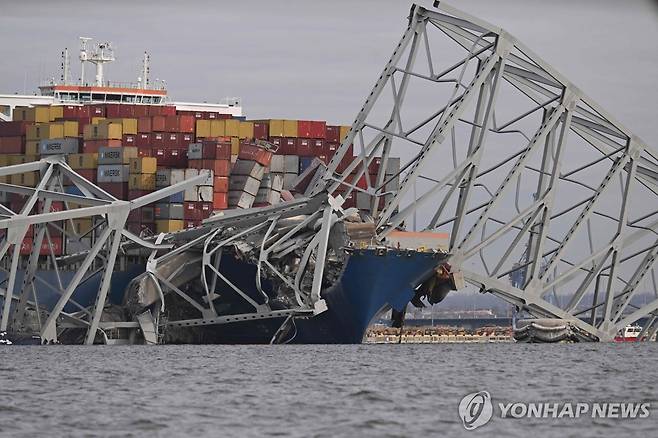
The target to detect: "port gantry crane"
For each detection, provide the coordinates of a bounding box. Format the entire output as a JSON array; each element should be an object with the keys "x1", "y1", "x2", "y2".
[{"x1": 1, "y1": 2, "x2": 657, "y2": 343}]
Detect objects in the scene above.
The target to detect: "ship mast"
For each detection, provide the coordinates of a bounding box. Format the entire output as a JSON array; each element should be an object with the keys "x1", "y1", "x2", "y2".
[{"x1": 78, "y1": 37, "x2": 115, "y2": 87}]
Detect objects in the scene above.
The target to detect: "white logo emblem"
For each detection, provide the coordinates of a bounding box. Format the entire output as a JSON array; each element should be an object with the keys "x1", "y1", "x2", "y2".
[{"x1": 459, "y1": 390, "x2": 493, "y2": 430}]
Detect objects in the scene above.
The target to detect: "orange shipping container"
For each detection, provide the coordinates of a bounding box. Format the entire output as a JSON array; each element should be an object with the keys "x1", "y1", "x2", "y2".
[{"x1": 213, "y1": 192, "x2": 228, "y2": 210}]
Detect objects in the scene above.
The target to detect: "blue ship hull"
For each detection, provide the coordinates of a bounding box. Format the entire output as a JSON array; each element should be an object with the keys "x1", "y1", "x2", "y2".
[
  {"x1": 170, "y1": 249, "x2": 445, "y2": 344},
  {"x1": 2, "y1": 249, "x2": 445, "y2": 344}
]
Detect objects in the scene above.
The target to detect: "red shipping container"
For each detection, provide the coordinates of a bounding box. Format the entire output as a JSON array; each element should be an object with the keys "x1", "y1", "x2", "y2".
[
  {"x1": 138, "y1": 148, "x2": 152, "y2": 158},
  {"x1": 164, "y1": 133, "x2": 180, "y2": 149},
  {"x1": 167, "y1": 149, "x2": 188, "y2": 168},
  {"x1": 198, "y1": 202, "x2": 213, "y2": 218},
  {"x1": 213, "y1": 176, "x2": 229, "y2": 192},
  {"x1": 152, "y1": 148, "x2": 166, "y2": 164},
  {"x1": 77, "y1": 106, "x2": 91, "y2": 118},
  {"x1": 151, "y1": 116, "x2": 166, "y2": 132},
  {"x1": 310, "y1": 139, "x2": 324, "y2": 155},
  {"x1": 61, "y1": 105, "x2": 79, "y2": 119},
  {"x1": 163, "y1": 106, "x2": 177, "y2": 116},
  {"x1": 310, "y1": 121, "x2": 327, "y2": 139},
  {"x1": 77, "y1": 169, "x2": 97, "y2": 183},
  {"x1": 105, "y1": 104, "x2": 121, "y2": 118},
  {"x1": 0, "y1": 121, "x2": 31, "y2": 137},
  {"x1": 133, "y1": 105, "x2": 150, "y2": 117},
  {"x1": 270, "y1": 137, "x2": 283, "y2": 153},
  {"x1": 238, "y1": 143, "x2": 272, "y2": 167},
  {"x1": 89, "y1": 105, "x2": 105, "y2": 117},
  {"x1": 177, "y1": 110, "x2": 204, "y2": 119},
  {"x1": 123, "y1": 134, "x2": 136, "y2": 146},
  {"x1": 280, "y1": 137, "x2": 297, "y2": 155},
  {"x1": 118, "y1": 104, "x2": 136, "y2": 118},
  {"x1": 181, "y1": 133, "x2": 194, "y2": 145},
  {"x1": 99, "y1": 182, "x2": 128, "y2": 199},
  {"x1": 37, "y1": 201, "x2": 64, "y2": 213},
  {"x1": 368, "y1": 157, "x2": 382, "y2": 174},
  {"x1": 183, "y1": 202, "x2": 202, "y2": 221},
  {"x1": 206, "y1": 112, "x2": 219, "y2": 120},
  {"x1": 213, "y1": 160, "x2": 231, "y2": 177},
  {"x1": 188, "y1": 159, "x2": 202, "y2": 169},
  {"x1": 136, "y1": 133, "x2": 151, "y2": 148},
  {"x1": 77, "y1": 117, "x2": 91, "y2": 134},
  {"x1": 326, "y1": 126, "x2": 340, "y2": 143},
  {"x1": 184, "y1": 220, "x2": 202, "y2": 229},
  {"x1": 82, "y1": 139, "x2": 121, "y2": 153},
  {"x1": 165, "y1": 115, "x2": 195, "y2": 133},
  {"x1": 128, "y1": 190, "x2": 152, "y2": 201},
  {"x1": 253, "y1": 122, "x2": 269, "y2": 140},
  {"x1": 137, "y1": 117, "x2": 152, "y2": 133},
  {"x1": 297, "y1": 138, "x2": 312, "y2": 155},
  {"x1": 0, "y1": 137, "x2": 24, "y2": 154},
  {"x1": 213, "y1": 192, "x2": 228, "y2": 210},
  {"x1": 216, "y1": 141, "x2": 231, "y2": 160},
  {"x1": 151, "y1": 132, "x2": 165, "y2": 148},
  {"x1": 297, "y1": 120, "x2": 312, "y2": 138}
]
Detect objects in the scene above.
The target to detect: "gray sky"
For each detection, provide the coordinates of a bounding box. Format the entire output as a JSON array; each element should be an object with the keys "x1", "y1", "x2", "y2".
[{"x1": 1, "y1": 0, "x2": 656, "y2": 144}]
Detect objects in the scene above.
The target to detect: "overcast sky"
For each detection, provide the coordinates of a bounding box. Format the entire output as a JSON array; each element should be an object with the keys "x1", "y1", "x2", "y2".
[{"x1": 1, "y1": 0, "x2": 656, "y2": 144}]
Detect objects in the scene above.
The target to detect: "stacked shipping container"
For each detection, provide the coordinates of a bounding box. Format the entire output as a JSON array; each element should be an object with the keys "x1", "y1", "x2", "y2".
[{"x1": 2, "y1": 102, "x2": 390, "y2": 256}]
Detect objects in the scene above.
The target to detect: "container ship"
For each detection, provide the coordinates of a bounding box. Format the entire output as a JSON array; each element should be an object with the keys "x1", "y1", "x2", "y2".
[{"x1": 0, "y1": 39, "x2": 460, "y2": 345}]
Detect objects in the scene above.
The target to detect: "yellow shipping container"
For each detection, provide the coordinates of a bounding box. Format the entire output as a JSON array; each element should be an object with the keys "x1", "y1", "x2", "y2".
[
  {"x1": 26, "y1": 106, "x2": 51, "y2": 123},
  {"x1": 92, "y1": 117, "x2": 106, "y2": 125},
  {"x1": 83, "y1": 124, "x2": 96, "y2": 140},
  {"x1": 129, "y1": 157, "x2": 157, "y2": 174},
  {"x1": 26, "y1": 123, "x2": 65, "y2": 141},
  {"x1": 105, "y1": 118, "x2": 137, "y2": 135},
  {"x1": 129, "y1": 173, "x2": 156, "y2": 191},
  {"x1": 283, "y1": 119, "x2": 298, "y2": 137},
  {"x1": 97, "y1": 122, "x2": 122, "y2": 140},
  {"x1": 63, "y1": 121, "x2": 79, "y2": 137},
  {"x1": 8, "y1": 155, "x2": 38, "y2": 165},
  {"x1": 196, "y1": 119, "x2": 211, "y2": 138},
  {"x1": 67, "y1": 153, "x2": 98, "y2": 170},
  {"x1": 210, "y1": 119, "x2": 226, "y2": 137},
  {"x1": 269, "y1": 119, "x2": 285, "y2": 137},
  {"x1": 239, "y1": 121, "x2": 254, "y2": 139},
  {"x1": 12, "y1": 107, "x2": 29, "y2": 121},
  {"x1": 10, "y1": 172, "x2": 38, "y2": 187},
  {"x1": 49, "y1": 106, "x2": 64, "y2": 121},
  {"x1": 25, "y1": 141, "x2": 38, "y2": 155},
  {"x1": 156, "y1": 219, "x2": 184, "y2": 233},
  {"x1": 224, "y1": 119, "x2": 240, "y2": 137},
  {"x1": 340, "y1": 125, "x2": 351, "y2": 142},
  {"x1": 66, "y1": 218, "x2": 94, "y2": 235},
  {"x1": 230, "y1": 137, "x2": 240, "y2": 155}
]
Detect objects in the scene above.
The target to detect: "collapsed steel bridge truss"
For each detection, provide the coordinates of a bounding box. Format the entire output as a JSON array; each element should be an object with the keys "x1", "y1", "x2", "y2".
[
  {"x1": 0, "y1": 156, "x2": 207, "y2": 343},
  {"x1": 311, "y1": 2, "x2": 658, "y2": 341},
  {"x1": 1, "y1": 2, "x2": 656, "y2": 343}
]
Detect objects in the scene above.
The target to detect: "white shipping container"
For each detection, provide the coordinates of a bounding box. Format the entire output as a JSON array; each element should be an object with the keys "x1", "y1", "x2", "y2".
[
  {"x1": 271, "y1": 173, "x2": 284, "y2": 192},
  {"x1": 171, "y1": 169, "x2": 185, "y2": 185},
  {"x1": 187, "y1": 143, "x2": 204, "y2": 159},
  {"x1": 284, "y1": 155, "x2": 299, "y2": 174},
  {"x1": 232, "y1": 160, "x2": 265, "y2": 179},
  {"x1": 184, "y1": 168, "x2": 199, "y2": 180},
  {"x1": 229, "y1": 175, "x2": 261, "y2": 196},
  {"x1": 184, "y1": 187, "x2": 198, "y2": 202},
  {"x1": 228, "y1": 190, "x2": 256, "y2": 209},
  {"x1": 283, "y1": 173, "x2": 297, "y2": 190},
  {"x1": 97, "y1": 165, "x2": 130, "y2": 183},
  {"x1": 198, "y1": 186, "x2": 214, "y2": 202},
  {"x1": 39, "y1": 138, "x2": 79, "y2": 155},
  {"x1": 270, "y1": 155, "x2": 285, "y2": 173},
  {"x1": 199, "y1": 169, "x2": 214, "y2": 186}
]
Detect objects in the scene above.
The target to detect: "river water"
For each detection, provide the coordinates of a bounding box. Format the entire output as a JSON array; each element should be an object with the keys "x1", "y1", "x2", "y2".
[{"x1": 1, "y1": 343, "x2": 656, "y2": 437}]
